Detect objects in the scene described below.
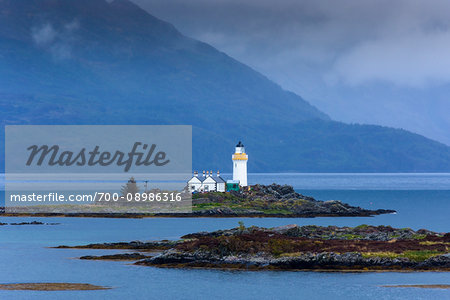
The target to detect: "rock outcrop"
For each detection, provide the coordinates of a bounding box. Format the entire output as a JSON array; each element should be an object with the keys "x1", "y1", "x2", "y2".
[
  {"x1": 189, "y1": 184, "x2": 395, "y2": 217},
  {"x1": 137, "y1": 224, "x2": 450, "y2": 271}
]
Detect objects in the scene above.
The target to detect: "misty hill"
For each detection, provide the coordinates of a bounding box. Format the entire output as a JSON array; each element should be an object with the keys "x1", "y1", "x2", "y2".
[{"x1": 1, "y1": 0, "x2": 450, "y2": 172}]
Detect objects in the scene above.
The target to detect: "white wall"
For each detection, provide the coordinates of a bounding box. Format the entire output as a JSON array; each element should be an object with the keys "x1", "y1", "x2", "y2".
[
  {"x1": 188, "y1": 182, "x2": 202, "y2": 192},
  {"x1": 217, "y1": 182, "x2": 226, "y2": 192},
  {"x1": 233, "y1": 160, "x2": 248, "y2": 186}
]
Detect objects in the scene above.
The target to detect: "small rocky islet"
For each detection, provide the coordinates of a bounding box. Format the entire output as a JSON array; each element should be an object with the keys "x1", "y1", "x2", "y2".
[
  {"x1": 0, "y1": 283, "x2": 110, "y2": 291},
  {"x1": 58, "y1": 224, "x2": 450, "y2": 271},
  {"x1": 0, "y1": 221, "x2": 60, "y2": 226},
  {"x1": 79, "y1": 253, "x2": 150, "y2": 261}
]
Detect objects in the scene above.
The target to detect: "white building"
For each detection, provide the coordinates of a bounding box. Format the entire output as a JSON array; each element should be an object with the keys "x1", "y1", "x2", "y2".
[
  {"x1": 232, "y1": 141, "x2": 248, "y2": 186},
  {"x1": 187, "y1": 141, "x2": 249, "y2": 192},
  {"x1": 187, "y1": 171, "x2": 226, "y2": 192}
]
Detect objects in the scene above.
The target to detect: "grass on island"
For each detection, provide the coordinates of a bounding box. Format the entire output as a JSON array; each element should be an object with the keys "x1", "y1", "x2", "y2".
[
  {"x1": 361, "y1": 250, "x2": 444, "y2": 261},
  {"x1": 192, "y1": 191, "x2": 308, "y2": 215},
  {"x1": 276, "y1": 250, "x2": 446, "y2": 261},
  {"x1": 0, "y1": 283, "x2": 111, "y2": 291},
  {"x1": 419, "y1": 241, "x2": 450, "y2": 246}
]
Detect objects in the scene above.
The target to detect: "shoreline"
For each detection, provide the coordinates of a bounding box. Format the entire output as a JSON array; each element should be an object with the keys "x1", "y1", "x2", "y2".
[
  {"x1": 54, "y1": 224, "x2": 450, "y2": 273},
  {"x1": 134, "y1": 262, "x2": 450, "y2": 273},
  {"x1": 0, "y1": 211, "x2": 395, "y2": 219},
  {"x1": 0, "y1": 183, "x2": 396, "y2": 218}
]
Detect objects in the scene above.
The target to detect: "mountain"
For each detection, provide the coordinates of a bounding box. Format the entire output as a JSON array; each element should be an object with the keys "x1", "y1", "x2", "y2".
[
  {"x1": 306, "y1": 82, "x2": 450, "y2": 147},
  {"x1": 1, "y1": 0, "x2": 450, "y2": 172}
]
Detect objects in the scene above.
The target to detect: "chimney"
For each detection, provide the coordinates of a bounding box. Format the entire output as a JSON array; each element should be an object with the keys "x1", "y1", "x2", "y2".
[
  {"x1": 206, "y1": 170, "x2": 209, "y2": 177},
  {"x1": 202, "y1": 170, "x2": 205, "y2": 177},
  {"x1": 217, "y1": 170, "x2": 220, "y2": 177},
  {"x1": 194, "y1": 171, "x2": 198, "y2": 177},
  {"x1": 210, "y1": 170, "x2": 213, "y2": 177}
]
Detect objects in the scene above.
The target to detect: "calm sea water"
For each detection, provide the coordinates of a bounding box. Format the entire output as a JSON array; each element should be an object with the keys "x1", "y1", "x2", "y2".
[{"x1": 0, "y1": 173, "x2": 449, "y2": 299}]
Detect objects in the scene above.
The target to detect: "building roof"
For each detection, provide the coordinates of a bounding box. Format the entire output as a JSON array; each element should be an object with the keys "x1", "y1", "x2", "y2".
[
  {"x1": 226, "y1": 180, "x2": 240, "y2": 184},
  {"x1": 215, "y1": 176, "x2": 226, "y2": 183},
  {"x1": 188, "y1": 176, "x2": 202, "y2": 183},
  {"x1": 236, "y1": 141, "x2": 244, "y2": 147},
  {"x1": 202, "y1": 176, "x2": 217, "y2": 183},
  {"x1": 188, "y1": 175, "x2": 225, "y2": 183},
  {"x1": 197, "y1": 176, "x2": 208, "y2": 182}
]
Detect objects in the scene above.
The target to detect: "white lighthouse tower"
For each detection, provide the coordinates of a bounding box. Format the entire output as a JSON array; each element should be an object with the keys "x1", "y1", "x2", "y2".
[{"x1": 232, "y1": 141, "x2": 248, "y2": 186}]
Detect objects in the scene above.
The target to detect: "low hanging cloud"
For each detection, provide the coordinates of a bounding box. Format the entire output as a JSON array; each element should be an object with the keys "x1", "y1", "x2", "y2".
[
  {"x1": 134, "y1": 0, "x2": 450, "y2": 89},
  {"x1": 31, "y1": 23, "x2": 57, "y2": 46},
  {"x1": 330, "y1": 31, "x2": 450, "y2": 87},
  {"x1": 31, "y1": 20, "x2": 80, "y2": 61}
]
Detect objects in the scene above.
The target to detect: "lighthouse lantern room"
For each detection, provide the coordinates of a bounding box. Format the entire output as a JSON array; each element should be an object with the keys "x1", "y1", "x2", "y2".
[{"x1": 232, "y1": 141, "x2": 248, "y2": 186}]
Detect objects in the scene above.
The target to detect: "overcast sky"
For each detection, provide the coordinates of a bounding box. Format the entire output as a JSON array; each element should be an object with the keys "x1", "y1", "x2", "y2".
[{"x1": 133, "y1": 0, "x2": 450, "y2": 144}]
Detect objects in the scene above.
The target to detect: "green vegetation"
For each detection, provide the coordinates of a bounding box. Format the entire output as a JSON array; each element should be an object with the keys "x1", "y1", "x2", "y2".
[
  {"x1": 361, "y1": 252, "x2": 403, "y2": 259},
  {"x1": 420, "y1": 241, "x2": 450, "y2": 246},
  {"x1": 361, "y1": 250, "x2": 444, "y2": 262},
  {"x1": 192, "y1": 192, "x2": 236, "y2": 201},
  {"x1": 269, "y1": 239, "x2": 296, "y2": 256},
  {"x1": 411, "y1": 234, "x2": 427, "y2": 240},
  {"x1": 355, "y1": 224, "x2": 369, "y2": 229},
  {"x1": 403, "y1": 250, "x2": 444, "y2": 261},
  {"x1": 238, "y1": 221, "x2": 245, "y2": 231},
  {"x1": 191, "y1": 201, "x2": 289, "y2": 213},
  {"x1": 340, "y1": 234, "x2": 364, "y2": 240},
  {"x1": 192, "y1": 190, "x2": 317, "y2": 215},
  {"x1": 192, "y1": 203, "x2": 224, "y2": 211}
]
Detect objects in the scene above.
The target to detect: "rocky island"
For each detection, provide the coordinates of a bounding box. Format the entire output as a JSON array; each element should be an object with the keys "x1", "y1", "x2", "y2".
[
  {"x1": 57, "y1": 224, "x2": 450, "y2": 272},
  {"x1": 2, "y1": 184, "x2": 395, "y2": 218},
  {"x1": 187, "y1": 184, "x2": 394, "y2": 217}
]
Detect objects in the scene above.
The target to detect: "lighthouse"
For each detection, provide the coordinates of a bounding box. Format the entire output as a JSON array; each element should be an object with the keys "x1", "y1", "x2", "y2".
[{"x1": 232, "y1": 141, "x2": 248, "y2": 186}]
